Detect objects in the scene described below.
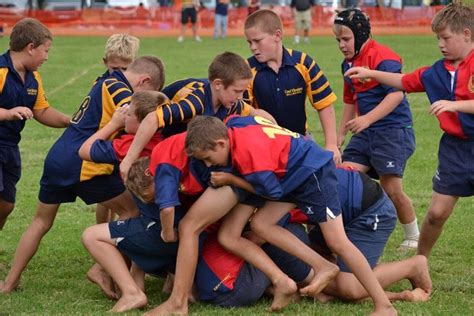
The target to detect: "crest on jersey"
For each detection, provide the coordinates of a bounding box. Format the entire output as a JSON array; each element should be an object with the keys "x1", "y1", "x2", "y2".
[{"x1": 468, "y1": 75, "x2": 474, "y2": 93}]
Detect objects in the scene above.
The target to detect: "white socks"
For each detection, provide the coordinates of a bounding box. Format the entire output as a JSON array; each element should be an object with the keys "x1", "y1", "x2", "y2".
[{"x1": 401, "y1": 218, "x2": 420, "y2": 239}]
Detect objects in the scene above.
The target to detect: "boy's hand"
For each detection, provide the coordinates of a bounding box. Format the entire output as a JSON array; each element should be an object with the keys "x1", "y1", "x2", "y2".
[
  {"x1": 161, "y1": 228, "x2": 178, "y2": 243},
  {"x1": 119, "y1": 158, "x2": 132, "y2": 181},
  {"x1": 110, "y1": 105, "x2": 128, "y2": 128},
  {"x1": 346, "y1": 115, "x2": 371, "y2": 134},
  {"x1": 337, "y1": 134, "x2": 346, "y2": 151},
  {"x1": 344, "y1": 67, "x2": 372, "y2": 80},
  {"x1": 210, "y1": 171, "x2": 232, "y2": 187},
  {"x1": 8, "y1": 107, "x2": 34, "y2": 121},
  {"x1": 430, "y1": 100, "x2": 458, "y2": 115},
  {"x1": 325, "y1": 144, "x2": 342, "y2": 165}
]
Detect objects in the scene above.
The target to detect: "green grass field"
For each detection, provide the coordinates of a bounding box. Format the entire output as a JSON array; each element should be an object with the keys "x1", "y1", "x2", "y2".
[{"x1": 0, "y1": 35, "x2": 472, "y2": 315}]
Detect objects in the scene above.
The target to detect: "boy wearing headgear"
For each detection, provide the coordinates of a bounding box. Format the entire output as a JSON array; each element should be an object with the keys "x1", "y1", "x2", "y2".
[{"x1": 333, "y1": 9, "x2": 419, "y2": 250}]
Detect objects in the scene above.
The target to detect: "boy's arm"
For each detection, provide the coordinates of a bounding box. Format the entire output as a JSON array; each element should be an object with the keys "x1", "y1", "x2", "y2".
[
  {"x1": 33, "y1": 107, "x2": 70, "y2": 127},
  {"x1": 344, "y1": 67, "x2": 405, "y2": 91},
  {"x1": 345, "y1": 91, "x2": 404, "y2": 134},
  {"x1": 0, "y1": 107, "x2": 34, "y2": 121},
  {"x1": 337, "y1": 103, "x2": 356, "y2": 149},
  {"x1": 78, "y1": 106, "x2": 127, "y2": 161},
  {"x1": 210, "y1": 171, "x2": 256, "y2": 193},
  {"x1": 160, "y1": 207, "x2": 178, "y2": 243},
  {"x1": 317, "y1": 105, "x2": 341, "y2": 164},
  {"x1": 430, "y1": 100, "x2": 474, "y2": 115},
  {"x1": 248, "y1": 106, "x2": 277, "y2": 124}
]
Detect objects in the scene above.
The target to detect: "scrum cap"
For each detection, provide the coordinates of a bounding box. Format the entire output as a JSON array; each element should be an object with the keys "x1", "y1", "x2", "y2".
[{"x1": 334, "y1": 9, "x2": 371, "y2": 58}]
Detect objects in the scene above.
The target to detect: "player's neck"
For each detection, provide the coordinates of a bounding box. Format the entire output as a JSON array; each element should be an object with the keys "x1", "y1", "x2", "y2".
[
  {"x1": 9, "y1": 51, "x2": 28, "y2": 81},
  {"x1": 266, "y1": 46, "x2": 283, "y2": 73}
]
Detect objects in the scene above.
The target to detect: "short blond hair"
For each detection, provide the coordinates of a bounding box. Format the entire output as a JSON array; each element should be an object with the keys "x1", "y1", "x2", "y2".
[
  {"x1": 185, "y1": 116, "x2": 228, "y2": 156},
  {"x1": 128, "y1": 56, "x2": 166, "y2": 91},
  {"x1": 10, "y1": 18, "x2": 52, "y2": 52},
  {"x1": 125, "y1": 157, "x2": 155, "y2": 203},
  {"x1": 244, "y1": 9, "x2": 283, "y2": 35},
  {"x1": 104, "y1": 34, "x2": 140, "y2": 62},
  {"x1": 432, "y1": 1, "x2": 473, "y2": 40},
  {"x1": 208, "y1": 52, "x2": 252, "y2": 88},
  {"x1": 132, "y1": 91, "x2": 169, "y2": 122}
]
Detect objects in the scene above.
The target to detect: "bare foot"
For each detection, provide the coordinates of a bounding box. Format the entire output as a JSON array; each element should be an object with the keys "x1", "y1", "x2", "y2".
[
  {"x1": 87, "y1": 263, "x2": 118, "y2": 300},
  {"x1": 0, "y1": 279, "x2": 19, "y2": 294},
  {"x1": 299, "y1": 263, "x2": 339, "y2": 297},
  {"x1": 404, "y1": 288, "x2": 430, "y2": 302},
  {"x1": 409, "y1": 255, "x2": 432, "y2": 294},
  {"x1": 270, "y1": 276, "x2": 298, "y2": 311},
  {"x1": 143, "y1": 299, "x2": 187, "y2": 316},
  {"x1": 313, "y1": 292, "x2": 335, "y2": 303},
  {"x1": 110, "y1": 291, "x2": 147, "y2": 313}
]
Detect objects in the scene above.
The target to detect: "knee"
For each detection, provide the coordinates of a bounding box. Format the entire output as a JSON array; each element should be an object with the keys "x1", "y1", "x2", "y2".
[
  {"x1": 249, "y1": 217, "x2": 265, "y2": 236},
  {"x1": 335, "y1": 280, "x2": 364, "y2": 301},
  {"x1": 81, "y1": 226, "x2": 96, "y2": 249},
  {"x1": 426, "y1": 207, "x2": 450, "y2": 225},
  {"x1": 216, "y1": 230, "x2": 236, "y2": 251}
]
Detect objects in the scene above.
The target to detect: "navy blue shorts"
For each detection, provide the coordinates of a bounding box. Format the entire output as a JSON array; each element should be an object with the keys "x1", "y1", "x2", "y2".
[
  {"x1": 309, "y1": 194, "x2": 397, "y2": 272},
  {"x1": 342, "y1": 127, "x2": 415, "y2": 178},
  {"x1": 181, "y1": 7, "x2": 197, "y2": 24},
  {"x1": 38, "y1": 172, "x2": 125, "y2": 205},
  {"x1": 0, "y1": 146, "x2": 21, "y2": 203},
  {"x1": 433, "y1": 133, "x2": 474, "y2": 197},
  {"x1": 282, "y1": 160, "x2": 341, "y2": 223},
  {"x1": 109, "y1": 215, "x2": 179, "y2": 276}
]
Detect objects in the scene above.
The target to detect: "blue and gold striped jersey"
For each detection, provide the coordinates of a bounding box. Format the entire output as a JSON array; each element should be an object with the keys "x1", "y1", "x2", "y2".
[
  {"x1": 0, "y1": 51, "x2": 49, "y2": 146},
  {"x1": 245, "y1": 47, "x2": 337, "y2": 135},
  {"x1": 40, "y1": 71, "x2": 132, "y2": 187},
  {"x1": 160, "y1": 78, "x2": 252, "y2": 137}
]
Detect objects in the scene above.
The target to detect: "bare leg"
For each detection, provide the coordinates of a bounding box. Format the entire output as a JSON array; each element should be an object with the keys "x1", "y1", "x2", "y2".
[
  {"x1": 250, "y1": 201, "x2": 339, "y2": 298},
  {"x1": 0, "y1": 198, "x2": 14, "y2": 230},
  {"x1": 144, "y1": 186, "x2": 238, "y2": 316},
  {"x1": 82, "y1": 223, "x2": 147, "y2": 312},
  {"x1": 386, "y1": 288, "x2": 430, "y2": 302},
  {"x1": 101, "y1": 190, "x2": 139, "y2": 220},
  {"x1": 130, "y1": 263, "x2": 146, "y2": 293},
  {"x1": 0, "y1": 202, "x2": 59, "y2": 293},
  {"x1": 87, "y1": 262, "x2": 117, "y2": 299},
  {"x1": 417, "y1": 192, "x2": 457, "y2": 258},
  {"x1": 218, "y1": 203, "x2": 297, "y2": 311},
  {"x1": 162, "y1": 273, "x2": 174, "y2": 294},
  {"x1": 95, "y1": 203, "x2": 111, "y2": 224}
]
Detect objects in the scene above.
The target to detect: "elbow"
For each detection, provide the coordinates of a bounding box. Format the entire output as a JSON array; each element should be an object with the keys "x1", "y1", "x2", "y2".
[{"x1": 78, "y1": 145, "x2": 91, "y2": 161}]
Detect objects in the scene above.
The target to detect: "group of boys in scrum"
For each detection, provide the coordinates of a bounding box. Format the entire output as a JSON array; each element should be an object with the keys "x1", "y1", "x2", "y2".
[{"x1": 0, "y1": 1, "x2": 472, "y2": 315}]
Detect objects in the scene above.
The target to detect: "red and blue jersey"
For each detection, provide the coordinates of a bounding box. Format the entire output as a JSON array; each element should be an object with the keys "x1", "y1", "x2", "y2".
[
  {"x1": 342, "y1": 40, "x2": 412, "y2": 129},
  {"x1": 0, "y1": 51, "x2": 50, "y2": 146},
  {"x1": 158, "y1": 78, "x2": 252, "y2": 138},
  {"x1": 225, "y1": 115, "x2": 333, "y2": 199},
  {"x1": 40, "y1": 71, "x2": 132, "y2": 187},
  {"x1": 401, "y1": 49, "x2": 474, "y2": 139},
  {"x1": 89, "y1": 132, "x2": 163, "y2": 164},
  {"x1": 246, "y1": 47, "x2": 337, "y2": 135},
  {"x1": 149, "y1": 132, "x2": 209, "y2": 210}
]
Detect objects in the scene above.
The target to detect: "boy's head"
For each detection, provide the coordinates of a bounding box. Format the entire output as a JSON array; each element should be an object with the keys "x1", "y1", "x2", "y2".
[
  {"x1": 125, "y1": 157, "x2": 155, "y2": 203},
  {"x1": 103, "y1": 34, "x2": 140, "y2": 74},
  {"x1": 126, "y1": 91, "x2": 168, "y2": 134},
  {"x1": 333, "y1": 9, "x2": 371, "y2": 60},
  {"x1": 244, "y1": 9, "x2": 283, "y2": 64},
  {"x1": 431, "y1": 1, "x2": 473, "y2": 61},
  {"x1": 126, "y1": 55, "x2": 166, "y2": 92},
  {"x1": 10, "y1": 18, "x2": 52, "y2": 71},
  {"x1": 208, "y1": 52, "x2": 252, "y2": 108},
  {"x1": 185, "y1": 116, "x2": 230, "y2": 167}
]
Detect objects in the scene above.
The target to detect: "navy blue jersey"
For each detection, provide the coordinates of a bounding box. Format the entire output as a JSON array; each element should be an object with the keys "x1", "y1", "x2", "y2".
[
  {"x1": 0, "y1": 51, "x2": 49, "y2": 146},
  {"x1": 40, "y1": 71, "x2": 132, "y2": 187},
  {"x1": 246, "y1": 48, "x2": 337, "y2": 134}
]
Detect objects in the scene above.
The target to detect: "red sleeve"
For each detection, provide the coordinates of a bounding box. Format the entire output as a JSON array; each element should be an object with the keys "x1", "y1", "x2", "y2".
[
  {"x1": 402, "y1": 66, "x2": 429, "y2": 93},
  {"x1": 112, "y1": 134, "x2": 135, "y2": 161}
]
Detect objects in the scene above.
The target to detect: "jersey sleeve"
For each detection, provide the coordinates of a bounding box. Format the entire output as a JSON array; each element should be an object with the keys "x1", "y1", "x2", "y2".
[
  {"x1": 303, "y1": 54, "x2": 337, "y2": 110},
  {"x1": 32, "y1": 72, "x2": 50, "y2": 110},
  {"x1": 90, "y1": 139, "x2": 119, "y2": 164},
  {"x1": 401, "y1": 66, "x2": 429, "y2": 93},
  {"x1": 154, "y1": 163, "x2": 182, "y2": 209},
  {"x1": 155, "y1": 87, "x2": 206, "y2": 129},
  {"x1": 106, "y1": 80, "x2": 132, "y2": 108},
  {"x1": 244, "y1": 171, "x2": 283, "y2": 199}
]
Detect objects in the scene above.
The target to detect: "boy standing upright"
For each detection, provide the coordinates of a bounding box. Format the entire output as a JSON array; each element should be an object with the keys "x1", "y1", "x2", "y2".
[
  {"x1": 344, "y1": 1, "x2": 473, "y2": 258},
  {"x1": 333, "y1": 9, "x2": 419, "y2": 250},
  {"x1": 0, "y1": 18, "x2": 70, "y2": 230}
]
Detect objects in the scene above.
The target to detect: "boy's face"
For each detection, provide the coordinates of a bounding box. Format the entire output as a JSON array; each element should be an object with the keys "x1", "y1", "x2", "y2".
[
  {"x1": 436, "y1": 26, "x2": 472, "y2": 63},
  {"x1": 104, "y1": 56, "x2": 131, "y2": 74},
  {"x1": 333, "y1": 25, "x2": 355, "y2": 60},
  {"x1": 124, "y1": 102, "x2": 140, "y2": 134},
  {"x1": 193, "y1": 140, "x2": 229, "y2": 167},
  {"x1": 215, "y1": 78, "x2": 250, "y2": 108},
  {"x1": 245, "y1": 26, "x2": 282, "y2": 63},
  {"x1": 27, "y1": 40, "x2": 51, "y2": 71}
]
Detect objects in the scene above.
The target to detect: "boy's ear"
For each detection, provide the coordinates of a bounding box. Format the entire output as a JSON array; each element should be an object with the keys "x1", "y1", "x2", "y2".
[
  {"x1": 215, "y1": 139, "x2": 228, "y2": 149},
  {"x1": 274, "y1": 29, "x2": 283, "y2": 42},
  {"x1": 25, "y1": 42, "x2": 35, "y2": 55},
  {"x1": 102, "y1": 57, "x2": 108, "y2": 65},
  {"x1": 211, "y1": 78, "x2": 224, "y2": 91},
  {"x1": 463, "y1": 28, "x2": 472, "y2": 42},
  {"x1": 144, "y1": 168, "x2": 152, "y2": 177}
]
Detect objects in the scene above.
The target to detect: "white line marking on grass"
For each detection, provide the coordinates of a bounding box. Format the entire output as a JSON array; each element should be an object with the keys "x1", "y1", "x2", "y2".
[{"x1": 48, "y1": 63, "x2": 102, "y2": 97}]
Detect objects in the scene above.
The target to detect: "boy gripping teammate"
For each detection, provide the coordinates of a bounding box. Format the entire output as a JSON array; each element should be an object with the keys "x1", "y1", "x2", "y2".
[
  {"x1": 0, "y1": 18, "x2": 70, "y2": 230},
  {"x1": 119, "y1": 51, "x2": 273, "y2": 178},
  {"x1": 344, "y1": 1, "x2": 473, "y2": 259},
  {"x1": 0, "y1": 56, "x2": 165, "y2": 294},
  {"x1": 186, "y1": 115, "x2": 396, "y2": 315},
  {"x1": 333, "y1": 9, "x2": 419, "y2": 250},
  {"x1": 244, "y1": 10, "x2": 341, "y2": 163}
]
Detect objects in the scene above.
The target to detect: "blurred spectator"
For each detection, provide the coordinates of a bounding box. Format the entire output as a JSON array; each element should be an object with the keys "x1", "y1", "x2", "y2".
[
  {"x1": 343, "y1": 0, "x2": 362, "y2": 7},
  {"x1": 159, "y1": 0, "x2": 171, "y2": 6},
  {"x1": 248, "y1": 0, "x2": 261, "y2": 15},
  {"x1": 290, "y1": 0, "x2": 314, "y2": 44},
  {"x1": 178, "y1": 0, "x2": 202, "y2": 42},
  {"x1": 214, "y1": 0, "x2": 229, "y2": 39}
]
